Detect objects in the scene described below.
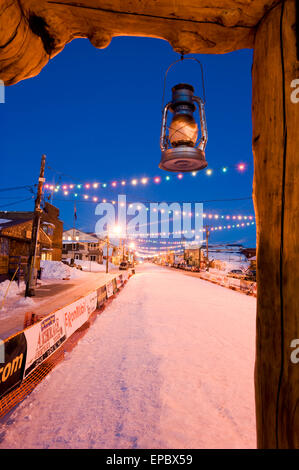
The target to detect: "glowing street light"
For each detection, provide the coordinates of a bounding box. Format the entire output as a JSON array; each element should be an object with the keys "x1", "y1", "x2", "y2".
[{"x1": 112, "y1": 224, "x2": 123, "y2": 237}]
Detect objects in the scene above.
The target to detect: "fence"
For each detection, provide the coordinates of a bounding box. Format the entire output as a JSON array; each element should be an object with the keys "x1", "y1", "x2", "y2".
[
  {"x1": 197, "y1": 271, "x2": 257, "y2": 296},
  {"x1": 0, "y1": 269, "x2": 132, "y2": 419}
]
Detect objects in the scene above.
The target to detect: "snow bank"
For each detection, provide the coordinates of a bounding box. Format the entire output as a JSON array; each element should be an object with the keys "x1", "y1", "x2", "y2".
[
  {"x1": 40, "y1": 261, "x2": 86, "y2": 280},
  {"x1": 220, "y1": 261, "x2": 250, "y2": 273},
  {"x1": 198, "y1": 251, "x2": 251, "y2": 273},
  {"x1": 65, "y1": 259, "x2": 117, "y2": 272},
  {"x1": 0, "y1": 279, "x2": 25, "y2": 300}
]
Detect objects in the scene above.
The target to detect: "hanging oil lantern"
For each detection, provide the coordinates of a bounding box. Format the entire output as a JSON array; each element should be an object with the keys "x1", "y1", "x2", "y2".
[{"x1": 159, "y1": 56, "x2": 208, "y2": 172}]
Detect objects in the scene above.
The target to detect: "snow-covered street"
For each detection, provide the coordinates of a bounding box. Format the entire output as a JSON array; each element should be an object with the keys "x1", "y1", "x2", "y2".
[{"x1": 0, "y1": 263, "x2": 257, "y2": 449}]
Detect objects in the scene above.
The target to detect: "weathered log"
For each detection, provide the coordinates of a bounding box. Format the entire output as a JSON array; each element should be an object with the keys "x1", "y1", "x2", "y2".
[
  {"x1": 252, "y1": 0, "x2": 299, "y2": 449},
  {"x1": 0, "y1": 0, "x2": 279, "y2": 85}
]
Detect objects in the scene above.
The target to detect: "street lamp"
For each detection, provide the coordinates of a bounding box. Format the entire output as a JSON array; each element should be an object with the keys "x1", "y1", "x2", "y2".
[
  {"x1": 105, "y1": 224, "x2": 123, "y2": 274},
  {"x1": 159, "y1": 57, "x2": 208, "y2": 173},
  {"x1": 129, "y1": 242, "x2": 135, "y2": 267},
  {"x1": 111, "y1": 224, "x2": 126, "y2": 263},
  {"x1": 112, "y1": 224, "x2": 122, "y2": 237}
]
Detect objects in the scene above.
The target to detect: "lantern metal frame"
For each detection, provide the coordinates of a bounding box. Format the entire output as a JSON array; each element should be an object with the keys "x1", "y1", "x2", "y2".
[{"x1": 159, "y1": 56, "x2": 208, "y2": 172}]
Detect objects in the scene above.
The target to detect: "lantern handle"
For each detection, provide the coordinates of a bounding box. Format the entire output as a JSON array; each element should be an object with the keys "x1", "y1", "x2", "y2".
[
  {"x1": 160, "y1": 102, "x2": 171, "y2": 151},
  {"x1": 193, "y1": 96, "x2": 208, "y2": 151},
  {"x1": 161, "y1": 55, "x2": 206, "y2": 112}
]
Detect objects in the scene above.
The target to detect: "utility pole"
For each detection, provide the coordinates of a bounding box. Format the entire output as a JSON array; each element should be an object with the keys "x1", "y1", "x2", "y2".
[
  {"x1": 122, "y1": 238, "x2": 125, "y2": 261},
  {"x1": 73, "y1": 201, "x2": 76, "y2": 241},
  {"x1": 106, "y1": 231, "x2": 109, "y2": 274},
  {"x1": 25, "y1": 154, "x2": 46, "y2": 297},
  {"x1": 205, "y1": 224, "x2": 211, "y2": 271}
]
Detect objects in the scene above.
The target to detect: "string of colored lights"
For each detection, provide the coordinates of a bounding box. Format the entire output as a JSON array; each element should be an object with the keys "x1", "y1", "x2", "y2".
[
  {"x1": 44, "y1": 162, "x2": 248, "y2": 194},
  {"x1": 97, "y1": 220, "x2": 255, "y2": 243},
  {"x1": 48, "y1": 195, "x2": 254, "y2": 221},
  {"x1": 97, "y1": 221, "x2": 255, "y2": 245},
  {"x1": 126, "y1": 221, "x2": 255, "y2": 238}
]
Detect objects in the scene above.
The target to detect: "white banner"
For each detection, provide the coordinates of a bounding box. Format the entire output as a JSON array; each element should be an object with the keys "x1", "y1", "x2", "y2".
[
  {"x1": 24, "y1": 291, "x2": 97, "y2": 377},
  {"x1": 106, "y1": 281, "x2": 114, "y2": 298},
  {"x1": 64, "y1": 291, "x2": 97, "y2": 338},
  {"x1": 24, "y1": 310, "x2": 66, "y2": 378},
  {"x1": 229, "y1": 278, "x2": 241, "y2": 288}
]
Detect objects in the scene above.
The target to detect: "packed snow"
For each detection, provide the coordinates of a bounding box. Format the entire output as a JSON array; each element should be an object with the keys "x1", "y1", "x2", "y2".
[
  {"x1": 0, "y1": 279, "x2": 25, "y2": 300},
  {"x1": 65, "y1": 259, "x2": 117, "y2": 272},
  {"x1": 0, "y1": 219, "x2": 12, "y2": 229},
  {"x1": 40, "y1": 260, "x2": 86, "y2": 280},
  {"x1": 0, "y1": 261, "x2": 119, "y2": 337},
  {"x1": 0, "y1": 280, "x2": 38, "y2": 319},
  {"x1": 0, "y1": 263, "x2": 257, "y2": 449}
]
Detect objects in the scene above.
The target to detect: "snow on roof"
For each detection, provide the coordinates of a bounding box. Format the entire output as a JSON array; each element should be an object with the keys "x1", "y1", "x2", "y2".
[
  {"x1": 0, "y1": 219, "x2": 12, "y2": 224},
  {"x1": 41, "y1": 221, "x2": 55, "y2": 227},
  {"x1": 0, "y1": 218, "x2": 30, "y2": 231},
  {"x1": 63, "y1": 239, "x2": 100, "y2": 244}
]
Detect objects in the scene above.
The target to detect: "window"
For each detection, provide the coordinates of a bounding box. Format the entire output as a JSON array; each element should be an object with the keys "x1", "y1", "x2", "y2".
[
  {"x1": 41, "y1": 252, "x2": 52, "y2": 261},
  {"x1": 89, "y1": 243, "x2": 98, "y2": 249},
  {"x1": 89, "y1": 255, "x2": 96, "y2": 261}
]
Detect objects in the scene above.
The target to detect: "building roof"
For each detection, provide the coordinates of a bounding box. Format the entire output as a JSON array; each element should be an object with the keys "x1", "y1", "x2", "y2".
[
  {"x1": 63, "y1": 228, "x2": 105, "y2": 243},
  {"x1": 0, "y1": 218, "x2": 32, "y2": 232},
  {"x1": 0, "y1": 211, "x2": 33, "y2": 221}
]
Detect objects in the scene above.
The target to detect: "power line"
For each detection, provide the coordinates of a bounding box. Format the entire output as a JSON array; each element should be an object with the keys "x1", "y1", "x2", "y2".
[
  {"x1": 0, "y1": 197, "x2": 34, "y2": 208},
  {"x1": 0, "y1": 184, "x2": 36, "y2": 193}
]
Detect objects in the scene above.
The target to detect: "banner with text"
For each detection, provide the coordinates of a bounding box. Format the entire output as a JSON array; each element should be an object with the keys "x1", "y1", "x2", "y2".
[
  {"x1": 24, "y1": 311, "x2": 66, "y2": 378},
  {"x1": 0, "y1": 333, "x2": 27, "y2": 399},
  {"x1": 64, "y1": 291, "x2": 97, "y2": 338}
]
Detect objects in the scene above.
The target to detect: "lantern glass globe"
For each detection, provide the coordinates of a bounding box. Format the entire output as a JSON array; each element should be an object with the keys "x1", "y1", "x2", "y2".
[{"x1": 169, "y1": 115, "x2": 198, "y2": 147}]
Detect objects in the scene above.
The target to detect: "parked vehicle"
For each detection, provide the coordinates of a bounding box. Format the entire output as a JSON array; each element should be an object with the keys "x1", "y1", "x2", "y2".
[
  {"x1": 243, "y1": 270, "x2": 256, "y2": 281},
  {"x1": 191, "y1": 266, "x2": 200, "y2": 272},
  {"x1": 69, "y1": 259, "x2": 82, "y2": 270},
  {"x1": 63, "y1": 259, "x2": 82, "y2": 270},
  {"x1": 227, "y1": 269, "x2": 243, "y2": 278},
  {"x1": 178, "y1": 263, "x2": 186, "y2": 269},
  {"x1": 184, "y1": 265, "x2": 193, "y2": 271},
  {"x1": 119, "y1": 261, "x2": 128, "y2": 270}
]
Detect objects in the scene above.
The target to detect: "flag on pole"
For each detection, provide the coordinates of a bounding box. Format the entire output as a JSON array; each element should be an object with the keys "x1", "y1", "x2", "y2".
[{"x1": 74, "y1": 203, "x2": 77, "y2": 221}]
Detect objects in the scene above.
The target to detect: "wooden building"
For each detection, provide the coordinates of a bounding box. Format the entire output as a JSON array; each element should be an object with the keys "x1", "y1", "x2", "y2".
[
  {"x1": 184, "y1": 247, "x2": 204, "y2": 266},
  {"x1": 62, "y1": 229, "x2": 106, "y2": 264},
  {"x1": 0, "y1": 203, "x2": 63, "y2": 280}
]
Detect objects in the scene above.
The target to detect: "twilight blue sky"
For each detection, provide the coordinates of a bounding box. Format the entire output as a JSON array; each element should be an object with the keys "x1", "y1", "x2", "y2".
[{"x1": 1, "y1": 36, "x2": 255, "y2": 247}]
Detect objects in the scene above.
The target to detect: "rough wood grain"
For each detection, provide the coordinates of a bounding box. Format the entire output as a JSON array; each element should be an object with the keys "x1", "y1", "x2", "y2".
[
  {"x1": 252, "y1": 0, "x2": 299, "y2": 448},
  {"x1": 0, "y1": 0, "x2": 280, "y2": 85}
]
